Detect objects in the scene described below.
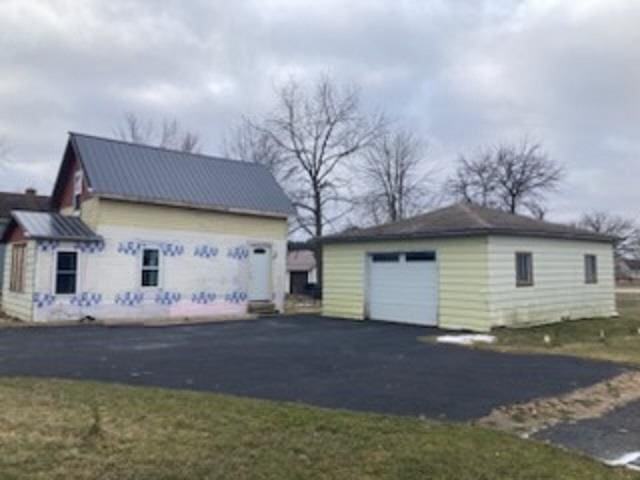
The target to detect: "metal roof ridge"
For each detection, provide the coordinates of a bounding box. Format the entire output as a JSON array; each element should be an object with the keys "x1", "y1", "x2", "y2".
[{"x1": 69, "y1": 131, "x2": 265, "y2": 168}]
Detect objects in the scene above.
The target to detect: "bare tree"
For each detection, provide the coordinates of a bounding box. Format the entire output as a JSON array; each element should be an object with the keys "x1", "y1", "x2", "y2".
[
  {"x1": 224, "y1": 120, "x2": 294, "y2": 185},
  {"x1": 358, "y1": 129, "x2": 434, "y2": 224},
  {"x1": 242, "y1": 75, "x2": 386, "y2": 238},
  {"x1": 115, "y1": 113, "x2": 201, "y2": 153},
  {"x1": 576, "y1": 211, "x2": 640, "y2": 258},
  {"x1": 446, "y1": 150, "x2": 498, "y2": 207},
  {"x1": 447, "y1": 139, "x2": 563, "y2": 216},
  {"x1": 234, "y1": 75, "x2": 386, "y2": 287},
  {"x1": 0, "y1": 137, "x2": 11, "y2": 171}
]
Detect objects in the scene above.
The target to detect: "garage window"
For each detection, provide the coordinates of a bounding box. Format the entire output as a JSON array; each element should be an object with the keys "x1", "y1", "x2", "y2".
[
  {"x1": 585, "y1": 254, "x2": 598, "y2": 284},
  {"x1": 406, "y1": 251, "x2": 436, "y2": 262},
  {"x1": 371, "y1": 253, "x2": 399, "y2": 262},
  {"x1": 515, "y1": 252, "x2": 533, "y2": 287}
]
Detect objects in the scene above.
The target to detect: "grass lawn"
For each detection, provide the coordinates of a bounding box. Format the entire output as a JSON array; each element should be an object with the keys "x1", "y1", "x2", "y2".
[
  {"x1": 0, "y1": 378, "x2": 637, "y2": 480},
  {"x1": 486, "y1": 294, "x2": 640, "y2": 365}
]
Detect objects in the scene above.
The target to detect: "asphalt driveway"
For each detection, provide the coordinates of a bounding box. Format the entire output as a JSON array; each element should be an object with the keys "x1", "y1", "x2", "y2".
[{"x1": 0, "y1": 315, "x2": 625, "y2": 421}]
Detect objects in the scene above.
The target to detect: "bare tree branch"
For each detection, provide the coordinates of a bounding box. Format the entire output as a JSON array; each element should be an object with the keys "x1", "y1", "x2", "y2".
[
  {"x1": 446, "y1": 138, "x2": 563, "y2": 216},
  {"x1": 228, "y1": 74, "x2": 386, "y2": 239},
  {"x1": 576, "y1": 211, "x2": 640, "y2": 259},
  {"x1": 227, "y1": 75, "x2": 387, "y2": 286},
  {"x1": 356, "y1": 129, "x2": 435, "y2": 224},
  {"x1": 115, "y1": 113, "x2": 201, "y2": 153},
  {"x1": 0, "y1": 137, "x2": 9, "y2": 168}
]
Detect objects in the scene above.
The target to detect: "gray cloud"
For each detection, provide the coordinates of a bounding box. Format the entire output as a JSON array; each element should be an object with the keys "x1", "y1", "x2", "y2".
[{"x1": 0, "y1": 0, "x2": 638, "y2": 222}]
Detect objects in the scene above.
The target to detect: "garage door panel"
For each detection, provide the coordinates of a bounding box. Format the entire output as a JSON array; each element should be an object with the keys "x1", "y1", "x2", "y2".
[{"x1": 367, "y1": 252, "x2": 438, "y2": 326}]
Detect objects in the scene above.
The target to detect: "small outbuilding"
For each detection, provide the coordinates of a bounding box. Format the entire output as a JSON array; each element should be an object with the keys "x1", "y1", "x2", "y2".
[
  {"x1": 286, "y1": 249, "x2": 317, "y2": 294},
  {"x1": 321, "y1": 203, "x2": 616, "y2": 332}
]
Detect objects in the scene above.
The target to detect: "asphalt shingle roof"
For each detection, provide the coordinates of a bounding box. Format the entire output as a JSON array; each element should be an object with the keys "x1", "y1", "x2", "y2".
[
  {"x1": 0, "y1": 192, "x2": 49, "y2": 218},
  {"x1": 287, "y1": 250, "x2": 316, "y2": 272},
  {"x1": 10, "y1": 210, "x2": 100, "y2": 241},
  {"x1": 70, "y1": 132, "x2": 295, "y2": 217},
  {"x1": 322, "y1": 203, "x2": 612, "y2": 243}
]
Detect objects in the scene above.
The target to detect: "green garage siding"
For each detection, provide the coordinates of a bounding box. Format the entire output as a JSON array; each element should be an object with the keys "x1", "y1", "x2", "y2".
[
  {"x1": 487, "y1": 236, "x2": 617, "y2": 326},
  {"x1": 322, "y1": 237, "x2": 491, "y2": 331}
]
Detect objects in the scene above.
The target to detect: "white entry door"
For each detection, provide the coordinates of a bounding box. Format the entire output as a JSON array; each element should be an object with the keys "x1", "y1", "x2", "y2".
[
  {"x1": 367, "y1": 251, "x2": 438, "y2": 326},
  {"x1": 248, "y1": 246, "x2": 271, "y2": 301}
]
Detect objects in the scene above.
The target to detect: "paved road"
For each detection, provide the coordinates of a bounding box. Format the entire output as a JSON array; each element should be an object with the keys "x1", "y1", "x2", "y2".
[
  {"x1": 537, "y1": 400, "x2": 640, "y2": 469},
  {"x1": 0, "y1": 315, "x2": 623, "y2": 421}
]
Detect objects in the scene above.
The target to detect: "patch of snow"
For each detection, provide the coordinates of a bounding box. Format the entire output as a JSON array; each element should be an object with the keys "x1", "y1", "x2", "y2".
[
  {"x1": 436, "y1": 334, "x2": 496, "y2": 346},
  {"x1": 605, "y1": 451, "x2": 640, "y2": 470}
]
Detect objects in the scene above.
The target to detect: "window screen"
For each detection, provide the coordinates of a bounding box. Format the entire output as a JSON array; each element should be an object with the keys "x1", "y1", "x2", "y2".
[
  {"x1": 142, "y1": 248, "x2": 160, "y2": 287},
  {"x1": 56, "y1": 251, "x2": 78, "y2": 294},
  {"x1": 585, "y1": 254, "x2": 598, "y2": 284},
  {"x1": 73, "y1": 170, "x2": 83, "y2": 211},
  {"x1": 515, "y1": 252, "x2": 533, "y2": 287}
]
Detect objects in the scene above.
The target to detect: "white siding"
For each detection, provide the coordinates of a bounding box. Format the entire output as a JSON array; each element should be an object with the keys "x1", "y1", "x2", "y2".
[
  {"x1": 29, "y1": 225, "x2": 286, "y2": 323},
  {"x1": 487, "y1": 236, "x2": 616, "y2": 327},
  {"x1": 1, "y1": 241, "x2": 36, "y2": 321}
]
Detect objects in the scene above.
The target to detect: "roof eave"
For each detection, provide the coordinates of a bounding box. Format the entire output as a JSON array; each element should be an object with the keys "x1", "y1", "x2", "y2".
[
  {"x1": 319, "y1": 229, "x2": 613, "y2": 244},
  {"x1": 29, "y1": 234, "x2": 103, "y2": 242},
  {"x1": 95, "y1": 193, "x2": 293, "y2": 220}
]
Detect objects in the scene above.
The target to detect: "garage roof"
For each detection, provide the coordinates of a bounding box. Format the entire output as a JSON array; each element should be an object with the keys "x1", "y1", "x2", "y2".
[{"x1": 321, "y1": 203, "x2": 613, "y2": 243}]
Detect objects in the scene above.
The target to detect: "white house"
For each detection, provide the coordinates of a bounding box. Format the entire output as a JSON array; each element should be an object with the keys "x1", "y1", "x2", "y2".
[{"x1": 1, "y1": 132, "x2": 294, "y2": 323}]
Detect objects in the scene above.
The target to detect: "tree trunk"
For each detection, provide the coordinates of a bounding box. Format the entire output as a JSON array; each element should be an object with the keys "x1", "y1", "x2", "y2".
[{"x1": 313, "y1": 186, "x2": 324, "y2": 294}]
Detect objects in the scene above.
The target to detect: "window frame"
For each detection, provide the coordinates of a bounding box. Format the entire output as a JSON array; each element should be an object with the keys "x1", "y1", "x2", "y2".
[
  {"x1": 405, "y1": 251, "x2": 436, "y2": 262},
  {"x1": 141, "y1": 247, "x2": 160, "y2": 288},
  {"x1": 584, "y1": 254, "x2": 598, "y2": 284},
  {"x1": 55, "y1": 250, "x2": 78, "y2": 295},
  {"x1": 73, "y1": 169, "x2": 83, "y2": 211},
  {"x1": 515, "y1": 251, "x2": 534, "y2": 287},
  {"x1": 9, "y1": 243, "x2": 26, "y2": 293},
  {"x1": 371, "y1": 253, "x2": 400, "y2": 263}
]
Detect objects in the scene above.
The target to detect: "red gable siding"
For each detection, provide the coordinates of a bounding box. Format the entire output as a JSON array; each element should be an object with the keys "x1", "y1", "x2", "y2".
[
  {"x1": 4, "y1": 223, "x2": 27, "y2": 243},
  {"x1": 53, "y1": 143, "x2": 90, "y2": 212}
]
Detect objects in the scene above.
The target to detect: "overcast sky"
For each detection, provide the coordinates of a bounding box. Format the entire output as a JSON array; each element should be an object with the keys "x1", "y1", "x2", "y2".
[{"x1": 1, "y1": 0, "x2": 638, "y2": 222}]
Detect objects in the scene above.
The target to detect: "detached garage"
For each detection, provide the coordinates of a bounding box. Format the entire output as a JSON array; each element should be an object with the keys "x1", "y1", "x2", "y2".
[{"x1": 321, "y1": 203, "x2": 617, "y2": 332}]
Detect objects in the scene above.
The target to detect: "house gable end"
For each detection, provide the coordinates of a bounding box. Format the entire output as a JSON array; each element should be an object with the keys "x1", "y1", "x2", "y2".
[{"x1": 50, "y1": 139, "x2": 91, "y2": 212}]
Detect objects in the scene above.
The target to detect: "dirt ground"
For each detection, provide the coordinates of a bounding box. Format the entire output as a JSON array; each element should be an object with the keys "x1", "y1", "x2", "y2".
[{"x1": 476, "y1": 370, "x2": 640, "y2": 437}]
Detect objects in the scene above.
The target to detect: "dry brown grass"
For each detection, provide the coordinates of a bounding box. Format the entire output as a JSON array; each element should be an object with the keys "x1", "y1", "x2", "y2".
[
  {"x1": 484, "y1": 293, "x2": 640, "y2": 366},
  {"x1": 477, "y1": 371, "x2": 640, "y2": 437}
]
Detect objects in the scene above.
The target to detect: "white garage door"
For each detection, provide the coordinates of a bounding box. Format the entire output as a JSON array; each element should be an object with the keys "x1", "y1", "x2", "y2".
[{"x1": 366, "y1": 251, "x2": 438, "y2": 326}]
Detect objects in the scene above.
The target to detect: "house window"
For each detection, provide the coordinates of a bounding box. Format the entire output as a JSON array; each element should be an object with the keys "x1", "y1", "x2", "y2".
[
  {"x1": 515, "y1": 252, "x2": 533, "y2": 287},
  {"x1": 9, "y1": 243, "x2": 26, "y2": 293},
  {"x1": 585, "y1": 254, "x2": 598, "y2": 284},
  {"x1": 56, "y1": 251, "x2": 78, "y2": 294},
  {"x1": 73, "y1": 169, "x2": 83, "y2": 211},
  {"x1": 141, "y1": 248, "x2": 160, "y2": 287}
]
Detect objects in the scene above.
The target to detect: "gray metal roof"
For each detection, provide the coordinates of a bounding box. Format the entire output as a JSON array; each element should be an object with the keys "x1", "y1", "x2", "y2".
[
  {"x1": 70, "y1": 132, "x2": 295, "y2": 217},
  {"x1": 11, "y1": 211, "x2": 100, "y2": 241},
  {"x1": 322, "y1": 203, "x2": 613, "y2": 244}
]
